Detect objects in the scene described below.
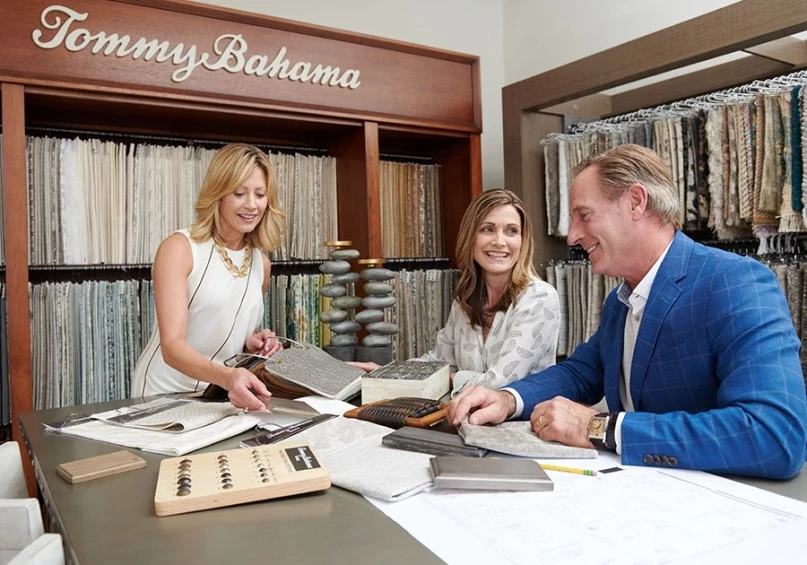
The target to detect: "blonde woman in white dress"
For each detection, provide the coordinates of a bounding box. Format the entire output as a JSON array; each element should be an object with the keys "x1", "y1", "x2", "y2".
[
  {"x1": 352, "y1": 189, "x2": 560, "y2": 396},
  {"x1": 132, "y1": 144, "x2": 286, "y2": 411}
]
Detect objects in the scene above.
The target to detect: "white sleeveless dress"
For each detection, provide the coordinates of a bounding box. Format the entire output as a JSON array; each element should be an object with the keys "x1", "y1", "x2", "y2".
[{"x1": 131, "y1": 230, "x2": 265, "y2": 397}]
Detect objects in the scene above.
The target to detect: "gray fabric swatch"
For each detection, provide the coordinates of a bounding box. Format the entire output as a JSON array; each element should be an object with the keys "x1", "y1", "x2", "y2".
[{"x1": 459, "y1": 421, "x2": 597, "y2": 459}]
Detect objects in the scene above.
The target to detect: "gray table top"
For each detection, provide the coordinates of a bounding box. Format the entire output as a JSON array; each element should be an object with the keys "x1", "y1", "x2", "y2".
[
  {"x1": 20, "y1": 398, "x2": 444, "y2": 565},
  {"x1": 20, "y1": 398, "x2": 807, "y2": 565}
]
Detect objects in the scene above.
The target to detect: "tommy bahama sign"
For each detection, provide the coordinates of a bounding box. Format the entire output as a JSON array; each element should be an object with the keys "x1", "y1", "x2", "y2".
[{"x1": 31, "y1": 4, "x2": 363, "y2": 88}]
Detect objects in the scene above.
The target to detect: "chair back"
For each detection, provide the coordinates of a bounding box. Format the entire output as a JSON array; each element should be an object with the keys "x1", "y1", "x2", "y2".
[{"x1": 0, "y1": 442, "x2": 27, "y2": 499}]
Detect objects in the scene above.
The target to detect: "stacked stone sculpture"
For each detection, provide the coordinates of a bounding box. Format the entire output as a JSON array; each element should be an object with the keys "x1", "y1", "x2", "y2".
[
  {"x1": 319, "y1": 241, "x2": 362, "y2": 362},
  {"x1": 355, "y1": 259, "x2": 399, "y2": 365}
]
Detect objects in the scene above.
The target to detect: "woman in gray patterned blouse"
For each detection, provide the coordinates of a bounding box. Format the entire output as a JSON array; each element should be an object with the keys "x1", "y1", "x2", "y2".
[{"x1": 353, "y1": 189, "x2": 561, "y2": 396}]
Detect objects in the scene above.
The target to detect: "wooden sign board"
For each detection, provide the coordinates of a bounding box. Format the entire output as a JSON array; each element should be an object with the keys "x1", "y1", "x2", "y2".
[{"x1": 0, "y1": 0, "x2": 480, "y2": 130}]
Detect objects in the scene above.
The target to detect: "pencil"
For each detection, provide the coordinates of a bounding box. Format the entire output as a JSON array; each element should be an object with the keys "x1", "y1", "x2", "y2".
[{"x1": 540, "y1": 464, "x2": 599, "y2": 477}]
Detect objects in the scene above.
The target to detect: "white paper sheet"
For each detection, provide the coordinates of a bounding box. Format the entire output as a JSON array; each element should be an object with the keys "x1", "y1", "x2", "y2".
[
  {"x1": 44, "y1": 413, "x2": 261, "y2": 456},
  {"x1": 369, "y1": 453, "x2": 807, "y2": 564}
]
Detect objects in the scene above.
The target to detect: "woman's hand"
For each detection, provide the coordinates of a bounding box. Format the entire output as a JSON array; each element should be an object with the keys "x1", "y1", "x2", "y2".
[
  {"x1": 347, "y1": 361, "x2": 381, "y2": 373},
  {"x1": 227, "y1": 367, "x2": 271, "y2": 411},
  {"x1": 245, "y1": 329, "x2": 283, "y2": 357}
]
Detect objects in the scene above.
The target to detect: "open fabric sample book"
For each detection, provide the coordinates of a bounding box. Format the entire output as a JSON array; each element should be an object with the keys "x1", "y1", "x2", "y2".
[{"x1": 204, "y1": 343, "x2": 365, "y2": 400}]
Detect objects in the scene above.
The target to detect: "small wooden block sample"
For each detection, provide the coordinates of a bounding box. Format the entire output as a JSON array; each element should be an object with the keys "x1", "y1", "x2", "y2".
[
  {"x1": 154, "y1": 440, "x2": 330, "y2": 516},
  {"x1": 56, "y1": 450, "x2": 147, "y2": 484}
]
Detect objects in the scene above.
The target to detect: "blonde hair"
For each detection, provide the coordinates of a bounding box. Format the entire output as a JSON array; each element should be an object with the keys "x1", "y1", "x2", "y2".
[
  {"x1": 454, "y1": 189, "x2": 538, "y2": 329},
  {"x1": 190, "y1": 143, "x2": 286, "y2": 250},
  {"x1": 573, "y1": 144, "x2": 680, "y2": 228}
]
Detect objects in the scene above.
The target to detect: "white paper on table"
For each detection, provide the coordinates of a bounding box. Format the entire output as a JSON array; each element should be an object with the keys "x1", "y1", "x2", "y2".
[
  {"x1": 295, "y1": 396, "x2": 356, "y2": 416},
  {"x1": 44, "y1": 413, "x2": 261, "y2": 456},
  {"x1": 241, "y1": 396, "x2": 350, "y2": 430},
  {"x1": 369, "y1": 452, "x2": 807, "y2": 565}
]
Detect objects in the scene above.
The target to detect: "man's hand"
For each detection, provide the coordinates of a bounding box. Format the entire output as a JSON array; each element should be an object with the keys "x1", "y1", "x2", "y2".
[
  {"x1": 227, "y1": 367, "x2": 271, "y2": 411},
  {"x1": 448, "y1": 386, "x2": 517, "y2": 426},
  {"x1": 530, "y1": 397, "x2": 598, "y2": 448}
]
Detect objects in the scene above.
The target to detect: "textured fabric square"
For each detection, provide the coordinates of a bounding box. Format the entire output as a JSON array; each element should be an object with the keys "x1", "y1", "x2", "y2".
[
  {"x1": 459, "y1": 421, "x2": 597, "y2": 459},
  {"x1": 294, "y1": 416, "x2": 433, "y2": 501}
]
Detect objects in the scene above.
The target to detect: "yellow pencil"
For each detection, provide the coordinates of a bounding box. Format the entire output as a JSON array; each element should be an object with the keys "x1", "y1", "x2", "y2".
[{"x1": 540, "y1": 464, "x2": 599, "y2": 477}]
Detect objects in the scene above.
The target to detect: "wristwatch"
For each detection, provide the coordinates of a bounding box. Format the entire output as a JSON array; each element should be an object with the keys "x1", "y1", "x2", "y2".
[{"x1": 588, "y1": 412, "x2": 617, "y2": 451}]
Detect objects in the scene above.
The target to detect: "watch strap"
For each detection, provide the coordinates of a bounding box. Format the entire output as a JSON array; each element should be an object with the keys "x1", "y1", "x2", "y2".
[
  {"x1": 603, "y1": 412, "x2": 618, "y2": 451},
  {"x1": 590, "y1": 412, "x2": 618, "y2": 451}
]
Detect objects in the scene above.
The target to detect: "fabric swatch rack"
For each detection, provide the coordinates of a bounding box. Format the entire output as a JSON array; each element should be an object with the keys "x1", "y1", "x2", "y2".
[
  {"x1": 28, "y1": 264, "x2": 153, "y2": 284},
  {"x1": 541, "y1": 69, "x2": 807, "y2": 244},
  {"x1": 543, "y1": 260, "x2": 620, "y2": 358},
  {"x1": 536, "y1": 68, "x2": 807, "y2": 357},
  {"x1": 379, "y1": 159, "x2": 444, "y2": 258},
  {"x1": 549, "y1": 232, "x2": 807, "y2": 365},
  {"x1": 24, "y1": 130, "x2": 340, "y2": 264},
  {"x1": 387, "y1": 269, "x2": 458, "y2": 361},
  {"x1": 28, "y1": 266, "x2": 459, "y2": 410}
]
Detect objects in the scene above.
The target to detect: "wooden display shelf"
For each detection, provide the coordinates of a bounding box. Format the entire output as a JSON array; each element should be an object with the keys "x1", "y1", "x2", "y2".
[{"x1": 0, "y1": 0, "x2": 482, "y2": 496}]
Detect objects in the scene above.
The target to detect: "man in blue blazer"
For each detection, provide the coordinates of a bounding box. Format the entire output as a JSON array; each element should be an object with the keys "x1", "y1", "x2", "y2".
[{"x1": 449, "y1": 144, "x2": 807, "y2": 479}]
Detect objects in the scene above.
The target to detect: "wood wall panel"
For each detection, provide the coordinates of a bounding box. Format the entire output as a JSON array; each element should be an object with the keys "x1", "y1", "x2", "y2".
[
  {"x1": 505, "y1": 0, "x2": 807, "y2": 112},
  {"x1": 469, "y1": 133, "x2": 482, "y2": 197},
  {"x1": 330, "y1": 122, "x2": 379, "y2": 259},
  {"x1": 508, "y1": 112, "x2": 567, "y2": 277},
  {"x1": 23, "y1": 87, "x2": 362, "y2": 145},
  {"x1": 0, "y1": 0, "x2": 480, "y2": 131},
  {"x1": 2, "y1": 83, "x2": 35, "y2": 496},
  {"x1": 435, "y1": 138, "x2": 476, "y2": 266},
  {"x1": 609, "y1": 57, "x2": 794, "y2": 116},
  {"x1": 363, "y1": 122, "x2": 382, "y2": 259}
]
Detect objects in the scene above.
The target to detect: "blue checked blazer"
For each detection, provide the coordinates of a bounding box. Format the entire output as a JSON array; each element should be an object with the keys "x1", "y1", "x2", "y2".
[{"x1": 510, "y1": 231, "x2": 807, "y2": 479}]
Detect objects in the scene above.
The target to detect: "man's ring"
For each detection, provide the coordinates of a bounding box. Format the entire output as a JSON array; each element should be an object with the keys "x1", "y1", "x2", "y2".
[{"x1": 538, "y1": 415, "x2": 546, "y2": 429}]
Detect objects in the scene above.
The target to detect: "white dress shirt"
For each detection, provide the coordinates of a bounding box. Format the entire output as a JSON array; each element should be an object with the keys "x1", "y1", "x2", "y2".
[
  {"x1": 505, "y1": 240, "x2": 673, "y2": 455},
  {"x1": 612, "y1": 240, "x2": 672, "y2": 453}
]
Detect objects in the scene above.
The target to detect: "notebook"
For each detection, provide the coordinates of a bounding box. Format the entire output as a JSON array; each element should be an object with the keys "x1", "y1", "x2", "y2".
[{"x1": 382, "y1": 426, "x2": 488, "y2": 458}]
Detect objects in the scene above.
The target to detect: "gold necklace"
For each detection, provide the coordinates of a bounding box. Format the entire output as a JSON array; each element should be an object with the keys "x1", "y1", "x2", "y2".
[{"x1": 214, "y1": 239, "x2": 252, "y2": 278}]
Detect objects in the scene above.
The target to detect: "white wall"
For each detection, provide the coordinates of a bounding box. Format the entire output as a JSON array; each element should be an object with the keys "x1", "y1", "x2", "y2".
[
  {"x1": 503, "y1": 0, "x2": 740, "y2": 86},
  {"x1": 193, "y1": 0, "x2": 506, "y2": 189},
  {"x1": 195, "y1": 0, "x2": 749, "y2": 189}
]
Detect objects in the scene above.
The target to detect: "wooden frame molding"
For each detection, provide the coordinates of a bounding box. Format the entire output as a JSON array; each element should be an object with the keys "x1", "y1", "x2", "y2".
[
  {"x1": 503, "y1": 0, "x2": 807, "y2": 272},
  {"x1": 0, "y1": 0, "x2": 482, "y2": 133},
  {"x1": 2, "y1": 83, "x2": 36, "y2": 496},
  {"x1": 744, "y1": 36, "x2": 807, "y2": 66},
  {"x1": 507, "y1": 0, "x2": 807, "y2": 112}
]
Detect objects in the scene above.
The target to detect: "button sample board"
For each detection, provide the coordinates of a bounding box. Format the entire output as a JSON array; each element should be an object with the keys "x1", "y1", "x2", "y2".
[{"x1": 154, "y1": 440, "x2": 330, "y2": 516}]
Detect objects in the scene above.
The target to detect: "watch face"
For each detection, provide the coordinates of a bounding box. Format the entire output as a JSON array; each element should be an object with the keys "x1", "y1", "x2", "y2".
[{"x1": 589, "y1": 417, "x2": 607, "y2": 438}]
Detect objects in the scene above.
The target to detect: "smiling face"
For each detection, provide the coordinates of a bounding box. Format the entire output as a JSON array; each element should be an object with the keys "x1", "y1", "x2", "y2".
[
  {"x1": 567, "y1": 165, "x2": 634, "y2": 280},
  {"x1": 217, "y1": 165, "x2": 267, "y2": 246},
  {"x1": 472, "y1": 204, "x2": 523, "y2": 284}
]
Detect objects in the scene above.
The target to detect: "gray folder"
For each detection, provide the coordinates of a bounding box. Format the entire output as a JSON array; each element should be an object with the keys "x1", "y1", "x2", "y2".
[{"x1": 429, "y1": 456, "x2": 554, "y2": 491}]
